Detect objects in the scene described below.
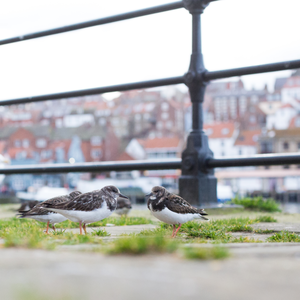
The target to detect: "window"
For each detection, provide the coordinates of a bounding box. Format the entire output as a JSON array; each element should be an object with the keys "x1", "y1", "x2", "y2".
[
  {"x1": 161, "y1": 102, "x2": 169, "y2": 111},
  {"x1": 14, "y1": 140, "x2": 21, "y2": 147},
  {"x1": 239, "y1": 148, "x2": 242, "y2": 155},
  {"x1": 41, "y1": 150, "x2": 52, "y2": 159},
  {"x1": 161, "y1": 112, "x2": 169, "y2": 120},
  {"x1": 283, "y1": 142, "x2": 289, "y2": 150},
  {"x1": 205, "y1": 128, "x2": 213, "y2": 136},
  {"x1": 36, "y1": 138, "x2": 47, "y2": 148},
  {"x1": 298, "y1": 142, "x2": 300, "y2": 150},
  {"x1": 91, "y1": 149, "x2": 102, "y2": 159},
  {"x1": 260, "y1": 141, "x2": 273, "y2": 153},
  {"x1": 221, "y1": 128, "x2": 229, "y2": 135},
  {"x1": 250, "y1": 115, "x2": 256, "y2": 124},
  {"x1": 16, "y1": 151, "x2": 27, "y2": 159},
  {"x1": 156, "y1": 121, "x2": 163, "y2": 129},
  {"x1": 90, "y1": 136, "x2": 102, "y2": 146},
  {"x1": 22, "y1": 139, "x2": 29, "y2": 148},
  {"x1": 165, "y1": 121, "x2": 173, "y2": 129}
]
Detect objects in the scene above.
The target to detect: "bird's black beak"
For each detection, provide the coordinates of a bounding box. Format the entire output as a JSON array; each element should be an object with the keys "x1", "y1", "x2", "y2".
[
  {"x1": 118, "y1": 193, "x2": 129, "y2": 199},
  {"x1": 145, "y1": 192, "x2": 152, "y2": 199}
]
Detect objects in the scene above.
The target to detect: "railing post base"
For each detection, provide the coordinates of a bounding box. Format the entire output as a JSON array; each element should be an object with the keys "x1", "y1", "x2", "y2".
[{"x1": 179, "y1": 131, "x2": 217, "y2": 206}]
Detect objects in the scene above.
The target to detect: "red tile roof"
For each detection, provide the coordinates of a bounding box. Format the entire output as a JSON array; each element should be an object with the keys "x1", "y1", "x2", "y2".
[
  {"x1": 0, "y1": 141, "x2": 6, "y2": 154},
  {"x1": 139, "y1": 137, "x2": 181, "y2": 149},
  {"x1": 234, "y1": 129, "x2": 261, "y2": 146},
  {"x1": 116, "y1": 152, "x2": 135, "y2": 161},
  {"x1": 204, "y1": 122, "x2": 236, "y2": 139}
]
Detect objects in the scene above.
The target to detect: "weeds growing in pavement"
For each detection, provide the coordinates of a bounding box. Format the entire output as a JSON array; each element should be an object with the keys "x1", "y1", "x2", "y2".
[
  {"x1": 55, "y1": 216, "x2": 153, "y2": 229},
  {"x1": 266, "y1": 231, "x2": 300, "y2": 243},
  {"x1": 183, "y1": 246, "x2": 230, "y2": 260},
  {"x1": 105, "y1": 235, "x2": 178, "y2": 255},
  {"x1": 254, "y1": 215, "x2": 277, "y2": 222},
  {"x1": 92, "y1": 229, "x2": 110, "y2": 237},
  {"x1": 231, "y1": 196, "x2": 281, "y2": 212}
]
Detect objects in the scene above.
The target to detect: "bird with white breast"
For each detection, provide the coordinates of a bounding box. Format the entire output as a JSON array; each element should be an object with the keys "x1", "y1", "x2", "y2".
[
  {"x1": 146, "y1": 186, "x2": 209, "y2": 237},
  {"x1": 40, "y1": 185, "x2": 128, "y2": 234},
  {"x1": 18, "y1": 191, "x2": 82, "y2": 234}
]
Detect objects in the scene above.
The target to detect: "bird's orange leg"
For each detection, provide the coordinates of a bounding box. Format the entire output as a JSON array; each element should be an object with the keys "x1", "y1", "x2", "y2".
[
  {"x1": 45, "y1": 221, "x2": 50, "y2": 234},
  {"x1": 52, "y1": 225, "x2": 56, "y2": 232},
  {"x1": 171, "y1": 224, "x2": 176, "y2": 238},
  {"x1": 83, "y1": 223, "x2": 87, "y2": 235},
  {"x1": 79, "y1": 221, "x2": 83, "y2": 235},
  {"x1": 173, "y1": 223, "x2": 182, "y2": 238}
]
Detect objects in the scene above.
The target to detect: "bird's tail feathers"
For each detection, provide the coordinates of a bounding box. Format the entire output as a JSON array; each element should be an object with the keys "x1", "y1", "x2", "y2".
[{"x1": 197, "y1": 208, "x2": 208, "y2": 215}]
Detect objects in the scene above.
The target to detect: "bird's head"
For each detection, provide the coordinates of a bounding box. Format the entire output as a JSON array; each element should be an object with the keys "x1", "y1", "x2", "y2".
[
  {"x1": 146, "y1": 186, "x2": 167, "y2": 201},
  {"x1": 102, "y1": 185, "x2": 128, "y2": 200}
]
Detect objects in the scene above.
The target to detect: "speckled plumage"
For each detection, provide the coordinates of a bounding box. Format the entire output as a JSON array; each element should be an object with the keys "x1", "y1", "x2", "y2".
[
  {"x1": 146, "y1": 186, "x2": 208, "y2": 237},
  {"x1": 18, "y1": 190, "x2": 82, "y2": 233},
  {"x1": 115, "y1": 197, "x2": 132, "y2": 216},
  {"x1": 41, "y1": 185, "x2": 128, "y2": 234}
]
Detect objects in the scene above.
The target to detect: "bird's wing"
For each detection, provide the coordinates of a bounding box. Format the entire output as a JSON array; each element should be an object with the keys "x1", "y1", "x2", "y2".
[
  {"x1": 43, "y1": 195, "x2": 69, "y2": 206},
  {"x1": 42, "y1": 190, "x2": 105, "y2": 211},
  {"x1": 117, "y1": 198, "x2": 132, "y2": 209},
  {"x1": 20, "y1": 203, "x2": 50, "y2": 216},
  {"x1": 165, "y1": 194, "x2": 204, "y2": 215},
  {"x1": 69, "y1": 191, "x2": 82, "y2": 199}
]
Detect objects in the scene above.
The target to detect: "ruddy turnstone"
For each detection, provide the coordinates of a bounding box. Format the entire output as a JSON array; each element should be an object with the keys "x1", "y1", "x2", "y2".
[
  {"x1": 41, "y1": 185, "x2": 128, "y2": 235},
  {"x1": 18, "y1": 191, "x2": 82, "y2": 234},
  {"x1": 146, "y1": 186, "x2": 209, "y2": 237},
  {"x1": 115, "y1": 196, "x2": 132, "y2": 216},
  {"x1": 18, "y1": 200, "x2": 40, "y2": 213}
]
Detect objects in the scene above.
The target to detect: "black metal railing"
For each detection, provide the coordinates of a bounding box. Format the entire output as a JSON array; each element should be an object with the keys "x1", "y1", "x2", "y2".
[{"x1": 1, "y1": 0, "x2": 300, "y2": 205}]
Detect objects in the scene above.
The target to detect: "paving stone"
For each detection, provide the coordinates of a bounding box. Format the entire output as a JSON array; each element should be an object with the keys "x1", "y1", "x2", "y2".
[{"x1": 252, "y1": 222, "x2": 300, "y2": 233}]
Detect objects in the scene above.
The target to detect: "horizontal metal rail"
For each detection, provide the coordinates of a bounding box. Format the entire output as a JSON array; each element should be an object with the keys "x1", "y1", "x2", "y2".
[
  {"x1": 0, "y1": 2, "x2": 183, "y2": 46},
  {"x1": 0, "y1": 159, "x2": 182, "y2": 175},
  {"x1": 2, "y1": 153, "x2": 300, "y2": 175},
  {"x1": 204, "y1": 59, "x2": 300, "y2": 81},
  {"x1": 207, "y1": 153, "x2": 300, "y2": 168},
  {"x1": 0, "y1": 76, "x2": 184, "y2": 106},
  {"x1": 1, "y1": 58, "x2": 300, "y2": 106}
]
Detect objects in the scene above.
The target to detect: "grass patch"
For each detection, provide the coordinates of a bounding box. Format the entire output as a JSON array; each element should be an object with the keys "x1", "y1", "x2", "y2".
[
  {"x1": 183, "y1": 246, "x2": 230, "y2": 259},
  {"x1": 254, "y1": 215, "x2": 277, "y2": 223},
  {"x1": 105, "y1": 235, "x2": 178, "y2": 255},
  {"x1": 230, "y1": 236, "x2": 262, "y2": 243},
  {"x1": 55, "y1": 216, "x2": 153, "y2": 229},
  {"x1": 158, "y1": 216, "x2": 278, "y2": 243},
  {"x1": 266, "y1": 231, "x2": 300, "y2": 243},
  {"x1": 92, "y1": 229, "x2": 110, "y2": 237},
  {"x1": 231, "y1": 196, "x2": 281, "y2": 212}
]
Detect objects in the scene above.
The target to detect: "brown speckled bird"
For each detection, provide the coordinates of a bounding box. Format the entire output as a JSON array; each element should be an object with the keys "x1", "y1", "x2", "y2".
[
  {"x1": 41, "y1": 186, "x2": 128, "y2": 234},
  {"x1": 146, "y1": 186, "x2": 208, "y2": 237},
  {"x1": 18, "y1": 191, "x2": 82, "y2": 234}
]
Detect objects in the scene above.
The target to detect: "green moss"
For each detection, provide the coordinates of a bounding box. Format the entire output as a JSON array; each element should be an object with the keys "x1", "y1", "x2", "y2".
[
  {"x1": 92, "y1": 229, "x2": 110, "y2": 237},
  {"x1": 230, "y1": 236, "x2": 262, "y2": 243},
  {"x1": 55, "y1": 216, "x2": 153, "y2": 229},
  {"x1": 231, "y1": 196, "x2": 281, "y2": 212},
  {"x1": 183, "y1": 246, "x2": 230, "y2": 260},
  {"x1": 254, "y1": 215, "x2": 277, "y2": 223},
  {"x1": 105, "y1": 235, "x2": 178, "y2": 255},
  {"x1": 267, "y1": 231, "x2": 300, "y2": 243}
]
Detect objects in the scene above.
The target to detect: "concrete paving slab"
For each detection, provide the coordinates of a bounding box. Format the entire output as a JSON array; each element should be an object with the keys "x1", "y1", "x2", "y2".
[
  {"x1": 0, "y1": 247, "x2": 300, "y2": 300},
  {"x1": 252, "y1": 222, "x2": 300, "y2": 233},
  {"x1": 64, "y1": 224, "x2": 157, "y2": 236}
]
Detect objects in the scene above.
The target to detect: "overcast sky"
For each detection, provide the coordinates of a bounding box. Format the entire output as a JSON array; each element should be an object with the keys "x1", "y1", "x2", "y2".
[{"x1": 0, "y1": 0, "x2": 299, "y2": 101}]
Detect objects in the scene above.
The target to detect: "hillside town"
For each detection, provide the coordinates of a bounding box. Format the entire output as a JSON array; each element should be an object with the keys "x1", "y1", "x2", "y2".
[{"x1": 1, "y1": 69, "x2": 300, "y2": 198}]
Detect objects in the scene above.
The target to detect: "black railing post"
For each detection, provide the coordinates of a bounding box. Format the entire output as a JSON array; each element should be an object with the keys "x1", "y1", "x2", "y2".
[{"x1": 179, "y1": 0, "x2": 217, "y2": 206}]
